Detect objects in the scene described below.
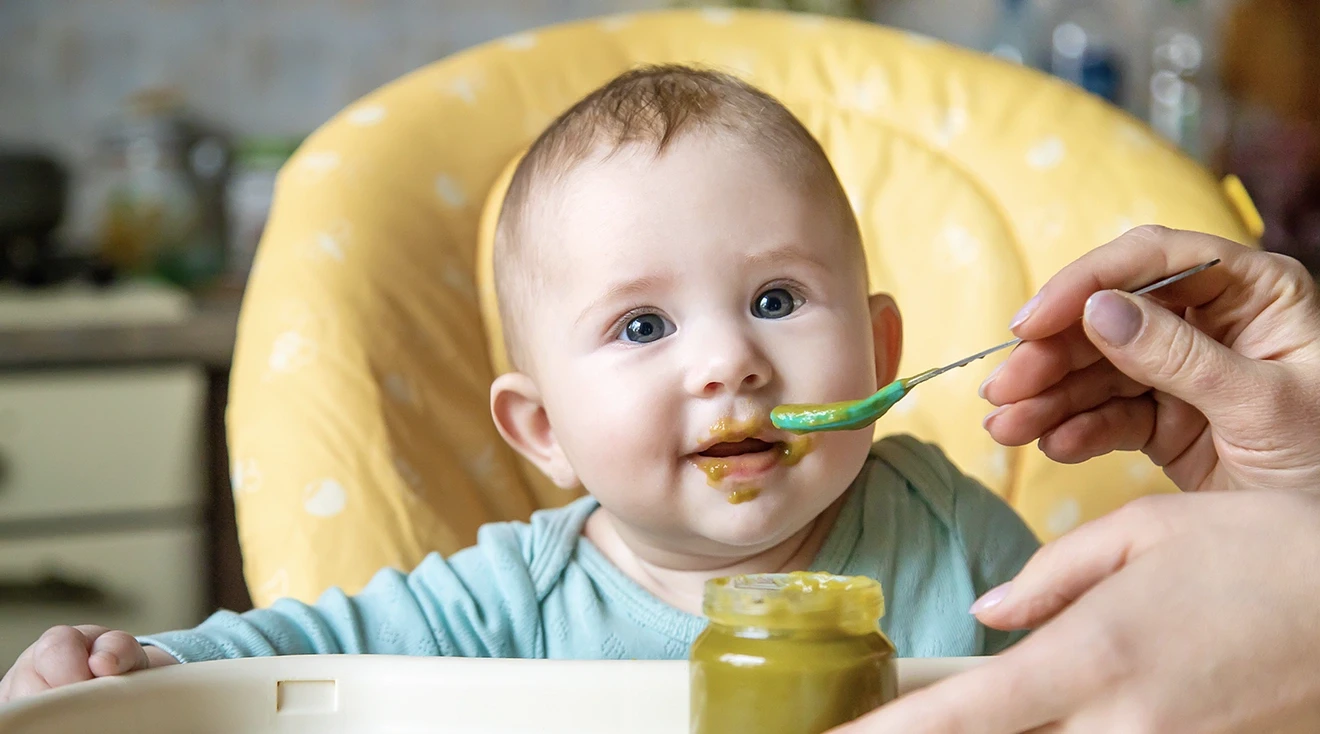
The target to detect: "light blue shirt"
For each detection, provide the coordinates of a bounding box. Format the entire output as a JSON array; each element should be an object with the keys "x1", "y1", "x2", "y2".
[{"x1": 142, "y1": 435, "x2": 1039, "y2": 663}]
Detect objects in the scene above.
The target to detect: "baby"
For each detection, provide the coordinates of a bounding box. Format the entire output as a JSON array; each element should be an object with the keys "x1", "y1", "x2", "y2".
[{"x1": 0, "y1": 66, "x2": 1038, "y2": 701}]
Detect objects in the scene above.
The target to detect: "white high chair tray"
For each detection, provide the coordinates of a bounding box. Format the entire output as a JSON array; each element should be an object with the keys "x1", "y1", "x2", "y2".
[{"x1": 0, "y1": 655, "x2": 985, "y2": 733}]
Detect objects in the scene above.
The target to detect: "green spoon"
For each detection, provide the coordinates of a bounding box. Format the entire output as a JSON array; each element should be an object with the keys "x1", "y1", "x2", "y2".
[{"x1": 770, "y1": 259, "x2": 1222, "y2": 434}]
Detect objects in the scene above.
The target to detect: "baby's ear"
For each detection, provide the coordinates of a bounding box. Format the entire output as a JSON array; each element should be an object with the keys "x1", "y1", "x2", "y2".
[
  {"x1": 868, "y1": 293, "x2": 903, "y2": 387},
  {"x1": 490, "y1": 373, "x2": 580, "y2": 489}
]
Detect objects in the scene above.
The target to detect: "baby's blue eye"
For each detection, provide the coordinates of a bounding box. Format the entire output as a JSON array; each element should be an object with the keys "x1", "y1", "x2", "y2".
[
  {"x1": 753, "y1": 288, "x2": 796, "y2": 319},
  {"x1": 622, "y1": 313, "x2": 672, "y2": 343}
]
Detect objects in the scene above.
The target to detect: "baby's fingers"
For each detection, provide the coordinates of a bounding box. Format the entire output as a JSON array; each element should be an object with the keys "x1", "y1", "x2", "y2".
[
  {"x1": 0, "y1": 647, "x2": 33, "y2": 702},
  {"x1": 31, "y1": 625, "x2": 98, "y2": 689},
  {"x1": 88, "y1": 631, "x2": 150, "y2": 677},
  {"x1": 2, "y1": 665, "x2": 54, "y2": 702}
]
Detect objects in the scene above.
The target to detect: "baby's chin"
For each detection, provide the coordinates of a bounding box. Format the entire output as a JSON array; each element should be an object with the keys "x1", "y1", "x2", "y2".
[{"x1": 686, "y1": 489, "x2": 835, "y2": 550}]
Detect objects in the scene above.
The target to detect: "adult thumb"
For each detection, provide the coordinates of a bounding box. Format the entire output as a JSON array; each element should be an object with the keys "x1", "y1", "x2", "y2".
[{"x1": 1083, "y1": 290, "x2": 1251, "y2": 417}]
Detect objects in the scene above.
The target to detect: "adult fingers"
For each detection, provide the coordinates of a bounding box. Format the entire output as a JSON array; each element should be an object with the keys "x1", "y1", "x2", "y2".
[
  {"x1": 1081, "y1": 290, "x2": 1259, "y2": 431},
  {"x1": 973, "y1": 495, "x2": 1193, "y2": 631},
  {"x1": 980, "y1": 326, "x2": 1102, "y2": 407},
  {"x1": 984, "y1": 360, "x2": 1150, "y2": 447},
  {"x1": 1010, "y1": 227, "x2": 1246, "y2": 341},
  {"x1": 829, "y1": 622, "x2": 1092, "y2": 734},
  {"x1": 1035, "y1": 396, "x2": 1156, "y2": 464}
]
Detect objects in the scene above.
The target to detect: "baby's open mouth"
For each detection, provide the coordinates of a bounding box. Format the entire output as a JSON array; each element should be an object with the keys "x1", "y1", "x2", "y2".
[{"x1": 697, "y1": 438, "x2": 781, "y2": 458}]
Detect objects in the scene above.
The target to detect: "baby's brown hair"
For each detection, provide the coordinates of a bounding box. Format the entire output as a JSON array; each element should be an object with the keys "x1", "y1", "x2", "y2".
[{"x1": 494, "y1": 64, "x2": 858, "y2": 369}]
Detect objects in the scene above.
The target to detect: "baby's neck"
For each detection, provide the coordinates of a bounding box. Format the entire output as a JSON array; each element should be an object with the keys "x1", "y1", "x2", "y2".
[{"x1": 582, "y1": 497, "x2": 847, "y2": 616}]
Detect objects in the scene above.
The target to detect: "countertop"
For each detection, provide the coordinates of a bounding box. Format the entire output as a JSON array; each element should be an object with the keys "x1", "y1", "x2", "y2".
[{"x1": 0, "y1": 292, "x2": 241, "y2": 371}]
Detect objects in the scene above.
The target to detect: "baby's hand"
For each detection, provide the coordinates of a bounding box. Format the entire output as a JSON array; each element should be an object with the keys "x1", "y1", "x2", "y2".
[{"x1": 0, "y1": 625, "x2": 177, "y2": 703}]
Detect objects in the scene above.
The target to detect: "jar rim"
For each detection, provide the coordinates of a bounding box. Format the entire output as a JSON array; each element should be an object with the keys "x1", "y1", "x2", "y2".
[{"x1": 703, "y1": 572, "x2": 884, "y2": 632}]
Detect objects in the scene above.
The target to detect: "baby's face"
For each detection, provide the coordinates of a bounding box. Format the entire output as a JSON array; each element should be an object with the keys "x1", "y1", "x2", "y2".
[{"x1": 500, "y1": 132, "x2": 897, "y2": 559}]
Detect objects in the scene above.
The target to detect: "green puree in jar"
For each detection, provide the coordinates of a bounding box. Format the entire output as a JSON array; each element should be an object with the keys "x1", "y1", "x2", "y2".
[{"x1": 690, "y1": 572, "x2": 897, "y2": 734}]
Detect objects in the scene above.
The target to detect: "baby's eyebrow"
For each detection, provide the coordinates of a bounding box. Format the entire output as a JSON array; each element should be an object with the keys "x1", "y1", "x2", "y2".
[
  {"x1": 574, "y1": 274, "x2": 670, "y2": 326},
  {"x1": 743, "y1": 242, "x2": 832, "y2": 273}
]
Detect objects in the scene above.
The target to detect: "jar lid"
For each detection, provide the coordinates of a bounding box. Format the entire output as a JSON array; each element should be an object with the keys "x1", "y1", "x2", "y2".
[{"x1": 703, "y1": 572, "x2": 884, "y2": 633}]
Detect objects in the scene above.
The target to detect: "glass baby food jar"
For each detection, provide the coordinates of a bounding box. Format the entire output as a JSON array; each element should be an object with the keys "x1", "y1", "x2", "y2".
[{"x1": 690, "y1": 572, "x2": 897, "y2": 734}]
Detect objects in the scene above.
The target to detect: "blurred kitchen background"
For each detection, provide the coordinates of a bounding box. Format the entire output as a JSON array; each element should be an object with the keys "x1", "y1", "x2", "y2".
[{"x1": 1, "y1": 0, "x2": 1317, "y2": 668}]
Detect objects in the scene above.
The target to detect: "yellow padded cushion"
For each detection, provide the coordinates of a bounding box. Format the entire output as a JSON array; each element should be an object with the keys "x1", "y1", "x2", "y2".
[{"x1": 231, "y1": 9, "x2": 1256, "y2": 607}]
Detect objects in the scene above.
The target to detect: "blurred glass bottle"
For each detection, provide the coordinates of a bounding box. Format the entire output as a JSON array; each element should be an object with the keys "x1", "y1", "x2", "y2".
[
  {"x1": 987, "y1": 0, "x2": 1039, "y2": 67},
  {"x1": 225, "y1": 137, "x2": 299, "y2": 283},
  {"x1": 91, "y1": 89, "x2": 228, "y2": 288},
  {"x1": 1049, "y1": 0, "x2": 1125, "y2": 105},
  {"x1": 1148, "y1": 0, "x2": 1208, "y2": 160},
  {"x1": 667, "y1": 0, "x2": 866, "y2": 18}
]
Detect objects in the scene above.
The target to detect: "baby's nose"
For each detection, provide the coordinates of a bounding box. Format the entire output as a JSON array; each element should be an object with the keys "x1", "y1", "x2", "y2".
[{"x1": 685, "y1": 337, "x2": 772, "y2": 397}]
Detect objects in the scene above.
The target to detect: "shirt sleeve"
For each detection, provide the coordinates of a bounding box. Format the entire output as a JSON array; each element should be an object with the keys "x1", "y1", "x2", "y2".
[
  {"x1": 139, "y1": 522, "x2": 545, "y2": 663},
  {"x1": 951, "y1": 475, "x2": 1041, "y2": 656}
]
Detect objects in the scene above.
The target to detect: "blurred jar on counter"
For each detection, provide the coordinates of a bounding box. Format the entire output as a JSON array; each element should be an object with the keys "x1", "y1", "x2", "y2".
[
  {"x1": 1219, "y1": 0, "x2": 1320, "y2": 274},
  {"x1": 90, "y1": 89, "x2": 229, "y2": 288},
  {"x1": 225, "y1": 137, "x2": 299, "y2": 282},
  {"x1": 1048, "y1": 0, "x2": 1126, "y2": 106},
  {"x1": 1147, "y1": 0, "x2": 1215, "y2": 162},
  {"x1": 668, "y1": 0, "x2": 867, "y2": 18}
]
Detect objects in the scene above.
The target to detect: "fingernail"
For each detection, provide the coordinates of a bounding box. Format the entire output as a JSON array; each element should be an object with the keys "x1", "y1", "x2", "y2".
[
  {"x1": 1009, "y1": 294, "x2": 1040, "y2": 331},
  {"x1": 982, "y1": 405, "x2": 1006, "y2": 430},
  {"x1": 1084, "y1": 291, "x2": 1142, "y2": 346},
  {"x1": 978, "y1": 362, "x2": 1005, "y2": 399},
  {"x1": 91, "y1": 651, "x2": 120, "y2": 672},
  {"x1": 969, "y1": 582, "x2": 1013, "y2": 614}
]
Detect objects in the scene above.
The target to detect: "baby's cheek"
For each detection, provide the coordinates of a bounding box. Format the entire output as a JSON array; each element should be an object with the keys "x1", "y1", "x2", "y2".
[
  {"x1": 556, "y1": 385, "x2": 672, "y2": 490},
  {"x1": 788, "y1": 357, "x2": 875, "y2": 406},
  {"x1": 808, "y1": 430, "x2": 875, "y2": 489},
  {"x1": 773, "y1": 320, "x2": 877, "y2": 398}
]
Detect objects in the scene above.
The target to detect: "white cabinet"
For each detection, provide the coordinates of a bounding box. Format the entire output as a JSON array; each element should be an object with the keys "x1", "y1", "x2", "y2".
[
  {"x1": 0, "y1": 368, "x2": 205, "y2": 521},
  {"x1": 0, "y1": 527, "x2": 205, "y2": 668},
  {"x1": 0, "y1": 366, "x2": 208, "y2": 671}
]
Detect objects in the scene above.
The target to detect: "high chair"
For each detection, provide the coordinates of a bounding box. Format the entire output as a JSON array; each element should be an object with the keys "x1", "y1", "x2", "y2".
[{"x1": 226, "y1": 9, "x2": 1260, "y2": 606}]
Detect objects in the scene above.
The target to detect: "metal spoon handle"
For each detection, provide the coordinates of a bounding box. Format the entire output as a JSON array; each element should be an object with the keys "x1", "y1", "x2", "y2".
[{"x1": 902, "y1": 258, "x2": 1222, "y2": 390}]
